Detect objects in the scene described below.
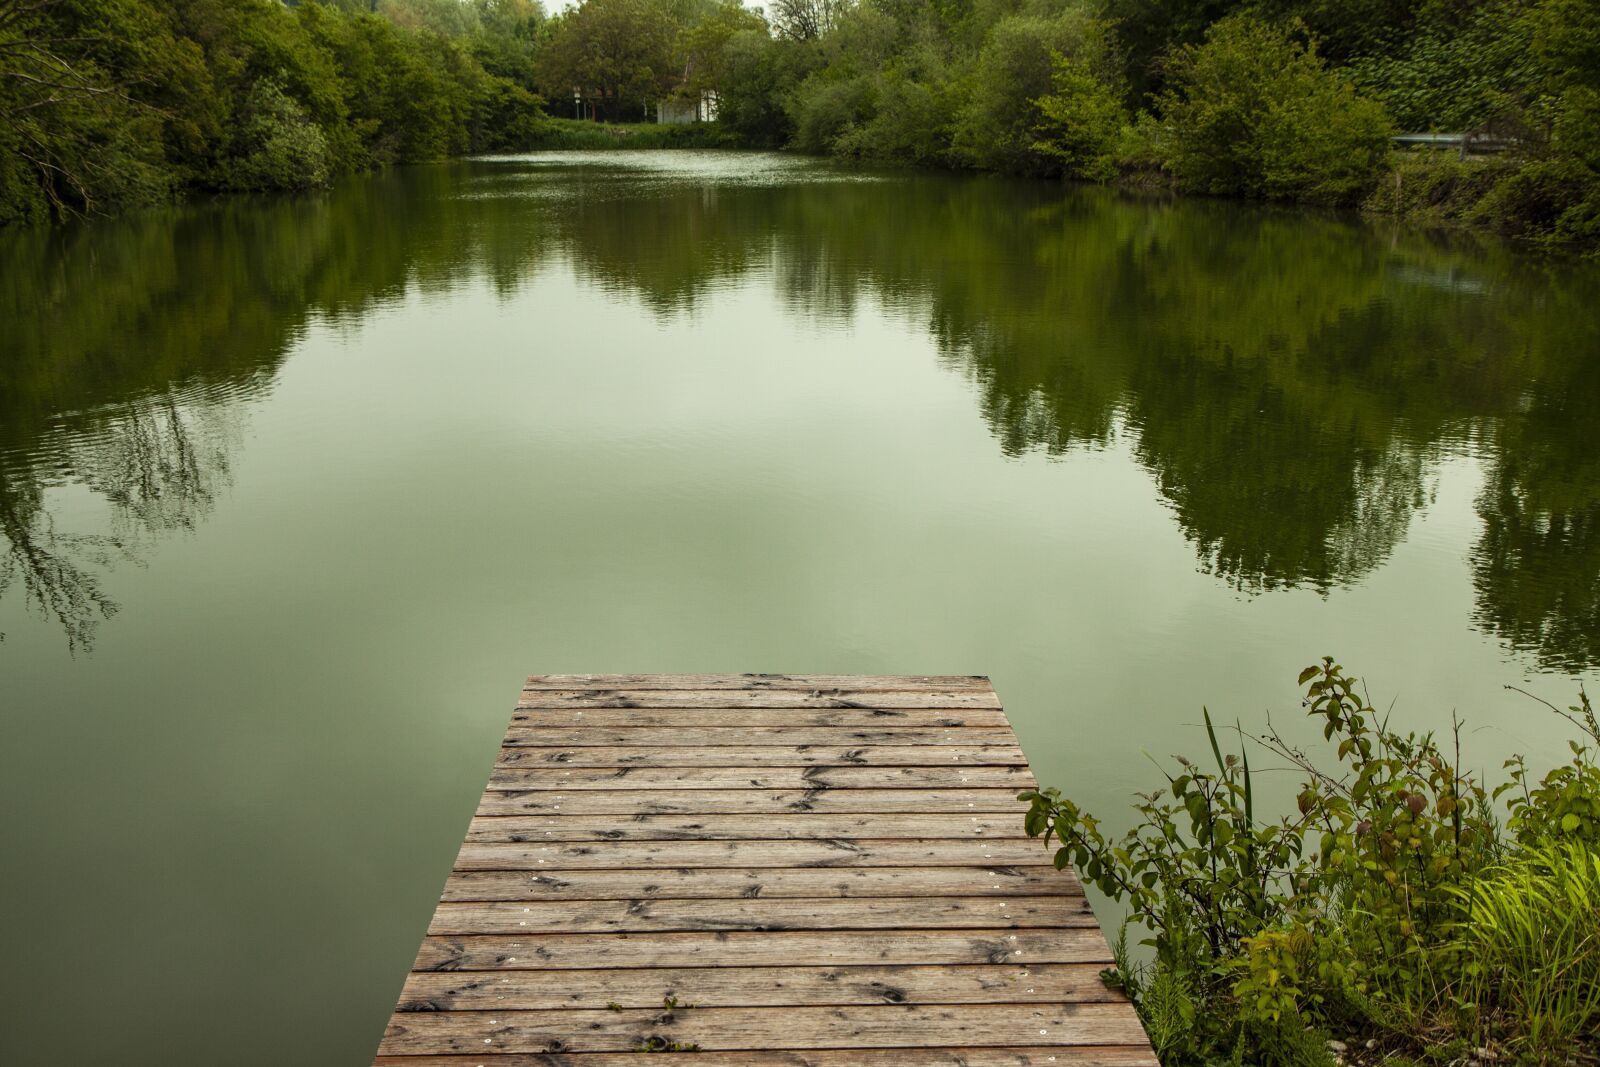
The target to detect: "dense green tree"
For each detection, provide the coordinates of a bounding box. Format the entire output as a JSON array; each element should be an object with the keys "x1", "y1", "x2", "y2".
[
  {"x1": 1156, "y1": 16, "x2": 1392, "y2": 203},
  {"x1": 537, "y1": 0, "x2": 677, "y2": 121},
  {"x1": 222, "y1": 78, "x2": 334, "y2": 189},
  {"x1": 1030, "y1": 55, "x2": 1124, "y2": 180},
  {"x1": 0, "y1": 0, "x2": 546, "y2": 224},
  {"x1": 955, "y1": 10, "x2": 1108, "y2": 173},
  {"x1": 675, "y1": 0, "x2": 769, "y2": 100},
  {"x1": 0, "y1": 0, "x2": 206, "y2": 222},
  {"x1": 716, "y1": 30, "x2": 806, "y2": 145}
]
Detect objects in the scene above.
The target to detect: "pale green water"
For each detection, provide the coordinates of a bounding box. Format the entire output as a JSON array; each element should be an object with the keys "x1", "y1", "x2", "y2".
[{"x1": 2, "y1": 151, "x2": 1598, "y2": 1065}]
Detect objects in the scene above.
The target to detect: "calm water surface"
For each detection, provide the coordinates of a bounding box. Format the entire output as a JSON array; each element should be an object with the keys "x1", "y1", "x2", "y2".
[{"x1": 3, "y1": 151, "x2": 1599, "y2": 1064}]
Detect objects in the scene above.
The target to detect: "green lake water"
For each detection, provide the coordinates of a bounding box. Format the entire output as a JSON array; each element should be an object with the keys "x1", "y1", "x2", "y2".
[{"x1": 3, "y1": 151, "x2": 1599, "y2": 1064}]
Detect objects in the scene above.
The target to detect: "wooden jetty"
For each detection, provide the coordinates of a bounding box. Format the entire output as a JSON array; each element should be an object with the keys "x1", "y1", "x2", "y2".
[{"x1": 373, "y1": 674, "x2": 1156, "y2": 1066}]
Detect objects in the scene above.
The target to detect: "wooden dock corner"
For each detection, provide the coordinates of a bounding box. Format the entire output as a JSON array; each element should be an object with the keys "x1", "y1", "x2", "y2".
[{"x1": 373, "y1": 674, "x2": 1156, "y2": 1066}]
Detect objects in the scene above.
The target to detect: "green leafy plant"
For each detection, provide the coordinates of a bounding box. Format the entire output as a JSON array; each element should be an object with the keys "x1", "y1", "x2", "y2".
[
  {"x1": 1031, "y1": 53, "x2": 1125, "y2": 182},
  {"x1": 1499, "y1": 688, "x2": 1600, "y2": 847}
]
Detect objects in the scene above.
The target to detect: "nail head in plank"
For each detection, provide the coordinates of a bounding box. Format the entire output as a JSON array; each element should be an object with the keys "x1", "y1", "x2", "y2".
[
  {"x1": 464, "y1": 813, "x2": 1034, "y2": 842},
  {"x1": 476, "y1": 788, "x2": 1030, "y2": 816}
]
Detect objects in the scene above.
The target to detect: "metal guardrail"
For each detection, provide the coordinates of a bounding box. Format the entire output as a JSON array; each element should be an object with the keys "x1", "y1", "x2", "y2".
[{"x1": 1393, "y1": 132, "x2": 1515, "y2": 158}]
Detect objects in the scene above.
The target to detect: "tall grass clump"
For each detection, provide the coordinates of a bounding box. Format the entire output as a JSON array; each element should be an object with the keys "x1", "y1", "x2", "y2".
[
  {"x1": 1023, "y1": 659, "x2": 1600, "y2": 1066},
  {"x1": 1456, "y1": 845, "x2": 1600, "y2": 1059}
]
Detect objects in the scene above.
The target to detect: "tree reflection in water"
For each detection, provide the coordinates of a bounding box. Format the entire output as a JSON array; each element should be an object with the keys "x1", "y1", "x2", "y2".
[{"x1": 2, "y1": 156, "x2": 1598, "y2": 666}]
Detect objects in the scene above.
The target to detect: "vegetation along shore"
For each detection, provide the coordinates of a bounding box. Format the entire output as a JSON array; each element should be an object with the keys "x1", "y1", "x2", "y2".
[
  {"x1": 4, "y1": 0, "x2": 1598, "y2": 252},
  {"x1": 1024, "y1": 660, "x2": 1600, "y2": 1066}
]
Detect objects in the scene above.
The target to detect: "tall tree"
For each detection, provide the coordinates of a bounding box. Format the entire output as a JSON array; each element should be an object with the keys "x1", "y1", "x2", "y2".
[{"x1": 536, "y1": 0, "x2": 676, "y2": 120}]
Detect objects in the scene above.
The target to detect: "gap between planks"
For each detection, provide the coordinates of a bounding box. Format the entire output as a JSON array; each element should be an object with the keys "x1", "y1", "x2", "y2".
[
  {"x1": 377, "y1": 1003, "x2": 1150, "y2": 1055},
  {"x1": 476, "y1": 788, "x2": 1030, "y2": 816},
  {"x1": 413, "y1": 927, "x2": 1112, "y2": 970},
  {"x1": 427, "y1": 896, "x2": 1096, "y2": 934},
  {"x1": 440, "y1": 865, "x2": 1082, "y2": 901},
  {"x1": 395, "y1": 962, "x2": 1113, "y2": 1010},
  {"x1": 464, "y1": 812, "x2": 1038, "y2": 841},
  {"x1": 486, "y1": 766, "x2": 1037, "y2": 789}
]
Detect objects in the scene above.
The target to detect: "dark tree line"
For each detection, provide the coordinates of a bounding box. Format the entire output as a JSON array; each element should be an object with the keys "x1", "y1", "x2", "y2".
[
  {"x1": 0, "y1": 0, "x2": 546, "y2": 224},
  {"x1": 3, "y1": 0, "x2": 1597, "y2": 244}
]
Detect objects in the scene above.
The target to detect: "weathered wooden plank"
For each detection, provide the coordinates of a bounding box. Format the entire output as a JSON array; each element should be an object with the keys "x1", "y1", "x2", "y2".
[
  {"x1": 494, "y1": 746, "x2": 1028, "y2": 769},
  {"x1": 486, "y1": 766, "x2": 1036, "y2": 791},
  {"x1": 377, "y1": 1004, "x2": 1149, "y2": 1054},
  {"x1": 414, "y1": 929, "x2": 1108, "y2": 971},
  {"x1": 501, "y1": 726, "x2": 1019, "y2": 746},
  {"x1": 509, "y1": 708, "x2": 1013, "y2": 728},
  {"x1": 375, "y1": 1049, "x2": 1159, "y2": 1067},
  {"x1": 428, "y1": 897, "x2": 1094, "y2": 935},
  {"x1": 476, "y1": 788, "x2": 1028, "y2": 816},
  {"x1": 523, "y1": 675, "x2": 992, "y2": 691},
  {"x1": 395, "y1": 963, "x2": 1112, "y2": 1011},
  {"x1": 440, "y1": 865, "x2": 1080, "y2": 902},
  {"x1": 517, "y1": 690, "x2": 1001, "y2": 710},
  {"x1": 465, "y1": 813, "x2": 1030, "y2": 842},
  {"x1": 454, "y1": 839, "x2": 1047, "y2": 871}
]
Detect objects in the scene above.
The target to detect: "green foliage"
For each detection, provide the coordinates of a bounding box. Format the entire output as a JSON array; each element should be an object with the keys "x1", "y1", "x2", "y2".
[
  {"x1": 953, "y1": 11, "x2": 1105, "y2": 175},
  {"x1": 536, "y1": 0, "x2": 678, "y2": 122},
  {"x1": 222, "y1": 79, "x2": 333, "y2": 191},
  {"x1": 1345, "y1": 0, "x2": 1538, "y2": 133},
  {"x1": 1157, "y1": 16, "x2": 1393, "y2": 204},
  {"x1": 1363, "y1": 150, "x2": 1520, "y2": 227},
  {"x1": 787, "y1": 73, "x2": 876, "y2": 154},
  {"x1": 1021, "y1": 659, "x2": 1600, "y2": 1064},
  {"x1": 831, "y1": 70, "x2": 959, "y2": 164},
  {"x1": 0, "y1": 0, "x2": 547, "y2": 225},
  {"x1": 1031, "y1": 54, "x2": 1124, "y2": 181},
  {"x1": 675, "y1": 0, "x2": 769, "y2": 100},
  {"x1": 0, "y1": 0, "x2": 184, "y2": 220},
  {"x1": 4, "y1": 0, "x2": 1599, "y2": 250},
  {"x1": 1498, "y1": 690, "x2": 1600, "y2": 847},
  {"x1": 715, "y1": 30, "x2": 803, "y2": 146},
  {"x1": 1454, "y1": 844, "x2": 1600, "y2": 1059}
]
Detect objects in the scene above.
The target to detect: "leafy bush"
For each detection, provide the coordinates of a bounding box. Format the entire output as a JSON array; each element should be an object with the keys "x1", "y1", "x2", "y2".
[
  {"x1": 1157, "y1": 17, "x2": 1393, "y2": 204},
  {"x1": 1345, "y1": 0, "x2": 1538, "y2": 134},
  {"x1": 223, "y1": 79, "x2": 334, "y2": 191},
  {"x1": 1031, "y1": 55, "x2": 1125, "y2": 182},
  {"x1": 1022, "y1": 659, "x2": 1600, "y2": 1065},
  {"x1": 1363, "y1": 150, "x2": 1519, "y2": 227},
  {"x1": 786, "y1": 74, "x2": 875, "y2": 154},
  {"x1": 1500, "y1": 689, "x2": 1600, "y2": 846},
  {"x1": 831, "y1": 70, "x2": 958, "y2": 165},
  {"x1": 953, "y1": 12, "x2": 1107, "y2": 175},
  {"x1": 714, "y1": 29, "x2": 801, "y2": 148}
]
